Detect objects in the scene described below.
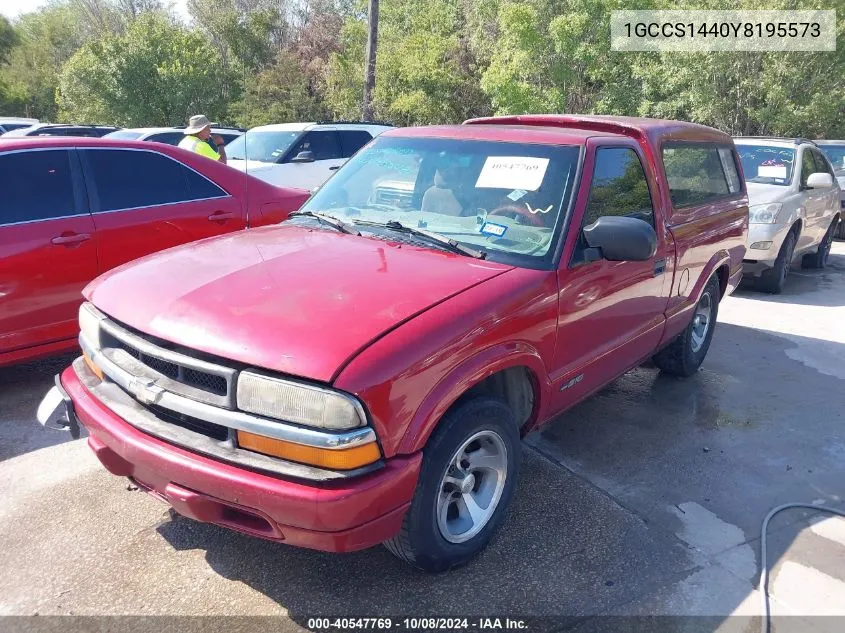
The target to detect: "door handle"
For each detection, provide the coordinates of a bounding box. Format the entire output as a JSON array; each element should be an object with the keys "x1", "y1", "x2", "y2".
[
  {"x1": 328, "y1": 165, "x2": 341, "y2": 171},
  {"x1": 51, "y1": 233, "x2": 91, "y2": 246},
  {"x1": 208, "y1": 212, "x2": 235, "y2": 222},
  {"x1": 653, "y1": 258, "x2": 666, "y2": 276}
]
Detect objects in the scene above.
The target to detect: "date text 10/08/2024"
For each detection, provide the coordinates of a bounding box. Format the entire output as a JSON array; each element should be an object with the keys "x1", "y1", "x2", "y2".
[{"x1": 307, "y1": 618, "x2": 529, "y2": 631}]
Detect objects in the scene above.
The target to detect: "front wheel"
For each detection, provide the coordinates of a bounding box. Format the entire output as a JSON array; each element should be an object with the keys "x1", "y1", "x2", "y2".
[
  {"x1": 653, "y1": 276, "x2": 720, "y2": 377},
  {"x1": 758, "y1": 231, "x2": 795, "y2": 294},
  {"x1": 803, "y1": 218, "x2": 837, "y2": 269},
  {"x1": 383, "y1": 397, "x2": 520, "y2": 572}
]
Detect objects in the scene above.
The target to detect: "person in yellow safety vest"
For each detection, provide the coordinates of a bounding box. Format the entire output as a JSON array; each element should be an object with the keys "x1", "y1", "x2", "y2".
[{"x1": 178, "y1": 114, "x2": 227, "y2": 164}]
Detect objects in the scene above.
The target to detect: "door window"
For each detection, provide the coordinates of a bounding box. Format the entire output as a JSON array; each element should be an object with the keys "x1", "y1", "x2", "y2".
[
  {"x1": 800, "y1": 149, "x2": 818, "y2": 188},
  {"x1": 810, "y1": 149, "x2": 834, "y2": 177},
  {"x1": 662, "y1": 143, "x2": 734, "y2": 207},
  {"x1": 285, "y1": 131, "x2": 341, "y2": 162},
  {"x1": 84, "y1": 149, "x2": 225, "y2": 212},
  {"x1": 0, "y1": 150, "x2": 81, "y2": 225},
  {"x1": 584, "y1": 147, "x2": 655, "y2": 228},
  {"x1": 339, "y1": 131, "x2": 373, "y2": 158},
  {"x1": 146, "y1": 132, "x2": 184, "y2": 146}
]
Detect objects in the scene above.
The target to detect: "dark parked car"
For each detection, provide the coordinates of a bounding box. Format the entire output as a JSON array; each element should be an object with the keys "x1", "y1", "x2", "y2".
[{"x1": 1, "y1": 123, "x2": 120, "y2": 138}]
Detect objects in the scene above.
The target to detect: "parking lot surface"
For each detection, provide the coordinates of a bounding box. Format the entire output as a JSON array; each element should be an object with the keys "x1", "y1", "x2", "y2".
[{"x1": 1, "y1": 244, "x2": 844, "y2": 629}]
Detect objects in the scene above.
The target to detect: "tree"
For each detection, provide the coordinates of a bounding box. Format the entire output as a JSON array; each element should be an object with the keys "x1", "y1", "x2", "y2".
[
  {"x1": 0, "y1": 4, "x2": 92, "y2": 119},
  {"x1": 229, "y1": 50, "x2": 327, "y2": 127},
  {"x1": 362, "y1": 0, "x2": 378, "y2": 120},
  {"x1": 57, "y1": 13, "x2": 231, "y2": 126},
  {"x1": 324, "y1": 0, "x2": 492, "y2": 124},
  {"x1": 0, "y1": 16, "x2": 18, "y2": 65}
]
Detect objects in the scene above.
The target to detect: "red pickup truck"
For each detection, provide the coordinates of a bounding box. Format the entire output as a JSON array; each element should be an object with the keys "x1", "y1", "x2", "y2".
[{"x1": 40, "y1": 115, "x2": 747, "y2": 572}]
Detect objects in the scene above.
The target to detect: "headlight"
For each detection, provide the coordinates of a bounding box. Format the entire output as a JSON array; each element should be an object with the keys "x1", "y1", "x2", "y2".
[
  {"x1": 748, "y1": 203, "x2": 782, "y2": 224},
  {"x1": 79, "y1": 302, "x2": 105, "y2": 349},
  {"x1": 236, "y1": 371, "x2": 366, "y2": 430}
]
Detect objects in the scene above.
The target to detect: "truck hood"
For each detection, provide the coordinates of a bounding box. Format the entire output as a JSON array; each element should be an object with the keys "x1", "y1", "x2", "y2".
[
  {"x1": 85, "y1": 225, "x2": 511, "y2": 382},
  {"x1": 746, "y1": 182, "x2": 792, "y2": 205}
]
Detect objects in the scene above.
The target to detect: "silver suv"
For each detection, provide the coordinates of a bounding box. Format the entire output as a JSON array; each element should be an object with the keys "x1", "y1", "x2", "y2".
[{"x1": 735, "y1": 137, "x2": 841, "y2": 293}]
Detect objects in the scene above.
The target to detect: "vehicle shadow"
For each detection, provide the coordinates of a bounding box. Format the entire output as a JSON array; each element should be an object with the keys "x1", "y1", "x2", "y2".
[
  {"x1": 155, "y1": 321, "x2": 844, "y2": 626},
  {"x1": 0, "y1": 352, "x2": 84, "y2": 462},
  {"x1": 156, "y1": 444, "x2": 693, "y2": 623},
  {"x1": 535, "y1": 321, "x2": 845, "y2": 624},
  {"x1": 736, "y1": 248, "x2": 845, "y2": 308}
]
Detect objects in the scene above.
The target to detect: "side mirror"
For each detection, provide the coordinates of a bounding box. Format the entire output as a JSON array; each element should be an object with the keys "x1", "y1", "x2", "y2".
[
  {"x1": 291, "y1": 150, "x2": 315, "y2": 163},
  {"x1": 583, "y1": 216, "x2": 658, "y2": 262},
  {"x1": 806, "y1": 172, "x2": 833, "y2": 188}
]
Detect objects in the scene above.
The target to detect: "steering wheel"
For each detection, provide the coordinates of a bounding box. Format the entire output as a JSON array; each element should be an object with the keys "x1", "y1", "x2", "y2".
[{"x1": 488, "y1": 204, "x2": 546, "y2": 227}]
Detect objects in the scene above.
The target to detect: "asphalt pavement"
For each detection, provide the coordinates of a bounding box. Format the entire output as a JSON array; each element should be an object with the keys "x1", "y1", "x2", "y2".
[{"x1": 1, "y1": 244, "x2": 844, "y2": 631}]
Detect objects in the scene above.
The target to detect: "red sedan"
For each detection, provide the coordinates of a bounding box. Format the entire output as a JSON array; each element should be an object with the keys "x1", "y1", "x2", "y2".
[{"x1": 0, "y1": 137, "x2": 310, "y2": 367}]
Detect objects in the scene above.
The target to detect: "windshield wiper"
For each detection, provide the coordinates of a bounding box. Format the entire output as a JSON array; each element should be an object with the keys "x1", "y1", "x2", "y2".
[
  {"x1": 358, "y1": 219, "x2": 486, "y2": 259},
  {"x1": 288, "y1": 211, "x2": 360, "y2": 235}
]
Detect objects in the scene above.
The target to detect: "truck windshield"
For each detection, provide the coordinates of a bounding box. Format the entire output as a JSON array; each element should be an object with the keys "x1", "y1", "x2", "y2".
[
  {"x1": 737, "y1": 145, "x2": 795, "y2": 186},
  {"x1": 819, "y1": 145, "x2": 845, "y2": 172},
  {"x1": 299, "y1": 135, "x2": 580, "y2": 267},
  {"x1": 226, "y1": 131, "x2": 300, "y2": 163}
]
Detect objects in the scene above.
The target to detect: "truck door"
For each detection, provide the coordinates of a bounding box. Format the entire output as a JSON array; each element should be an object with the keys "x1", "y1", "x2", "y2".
[{"x1": 550, "y1": 141, "x2": 672, "y2": 411}]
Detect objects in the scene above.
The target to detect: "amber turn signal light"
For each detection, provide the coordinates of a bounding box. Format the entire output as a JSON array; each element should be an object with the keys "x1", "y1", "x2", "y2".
[
  {"x1": 236, "y1": 431, "x2": 380, "y2": 470},
  {"x1": 83, "y1": 351, "x2": 104, "y2": 381}
]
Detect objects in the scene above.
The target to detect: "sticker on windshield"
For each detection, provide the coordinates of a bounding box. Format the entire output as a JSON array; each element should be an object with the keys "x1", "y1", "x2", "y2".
[
  {"x1": 758, "y1": 164, "x2": 787, "y2": 179},
  {"x1": 475, "y1": 157, "x2": 549, "y2": 191},
  {"x1": 507, "y1": 189, "x2": 528, "y2": 201},
  {"x1": 480, "y1": 221, "x2": 508, "y2": 238}
]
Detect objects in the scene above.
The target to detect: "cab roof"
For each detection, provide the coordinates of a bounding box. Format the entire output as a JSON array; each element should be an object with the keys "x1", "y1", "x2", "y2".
[{"x1": 385, "y1": 114, "x2": 733, "y2": 148}]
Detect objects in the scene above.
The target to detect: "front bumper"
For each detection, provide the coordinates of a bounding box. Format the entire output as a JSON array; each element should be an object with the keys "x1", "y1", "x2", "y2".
[
  {"x1": 741, "y1": 223, "x2": 793, "y2": 276},
  {"x1": 61, "y1": 362, "x2": 422, "y2": 552}
]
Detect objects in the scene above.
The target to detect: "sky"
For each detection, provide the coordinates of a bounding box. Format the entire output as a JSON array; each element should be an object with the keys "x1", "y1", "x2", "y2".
[{"x1": 0, "y1": 0, "x2": 191, "y2": 22}]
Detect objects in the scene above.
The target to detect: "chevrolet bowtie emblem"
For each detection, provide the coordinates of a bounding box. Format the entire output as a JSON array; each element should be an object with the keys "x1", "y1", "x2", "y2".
[{"x1": 128, "y1": 377, "x2": 164, "y2": 405}]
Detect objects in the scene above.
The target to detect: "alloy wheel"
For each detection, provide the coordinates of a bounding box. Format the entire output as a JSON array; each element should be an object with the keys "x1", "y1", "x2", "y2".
[
  {"x1": 435, "y1": 430, "x2": 508, "y2": 544},
  {"x1": 690, "y1": 291, "x2": 713, "y2": 353}
]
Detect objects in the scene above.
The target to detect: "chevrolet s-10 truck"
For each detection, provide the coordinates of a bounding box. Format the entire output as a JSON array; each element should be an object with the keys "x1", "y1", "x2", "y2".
[{"x1": 39, "y1": 115, "x2": 748, "y2": 571}]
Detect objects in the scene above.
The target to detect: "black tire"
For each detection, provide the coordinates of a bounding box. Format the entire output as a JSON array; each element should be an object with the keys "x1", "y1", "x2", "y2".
[
  {"x1": 837, "y1": 216, "x2": 845, "y2": 240},
  {"x1": 803, "y1": 218, "x2": 837, "y2": 269},
  {"x1": 758, "y1": 230, "x2": 796, "y2": 294},
  {"x1": 383, "y1": 397, "x2": 521, "y2": 572},
  {"x1": 653, "y1": 276, "x2": 720, "y2": 378}
]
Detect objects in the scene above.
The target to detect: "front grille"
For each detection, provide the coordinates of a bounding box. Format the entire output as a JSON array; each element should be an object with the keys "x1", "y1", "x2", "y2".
[
  {"x1": 96, "y1": 316, "x2": 236, "y2": 409},
  {"x1": 108, "y1": 336, "x2": 229, "y2": 397}
]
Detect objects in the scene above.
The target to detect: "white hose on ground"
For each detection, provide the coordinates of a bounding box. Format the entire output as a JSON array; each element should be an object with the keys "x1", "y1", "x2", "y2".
[{"x1": 759, "y1": 503, "x2": 845, "y2": 633}]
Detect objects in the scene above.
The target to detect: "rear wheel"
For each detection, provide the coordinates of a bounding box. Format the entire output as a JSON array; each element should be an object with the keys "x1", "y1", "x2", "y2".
[
  {"x1": 758, "y1": 231, "x2": 795, "y2": 294},
  {"x1": 653, "y1": 276, "x2": 720, "y2": 377},
  {"x1": 383, "y1": 397, "x2": 520, "y2": 572},
  {"x1": 803, "y1": 218, "x2": 837, "y2": 269}
]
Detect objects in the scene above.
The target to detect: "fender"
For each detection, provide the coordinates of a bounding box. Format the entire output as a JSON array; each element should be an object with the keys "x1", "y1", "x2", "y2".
[
  {"x1": 396, "y1": 342, "x2": 552, "y2": 455},
  {"x1": 660, "y1": 249, "x2": 731, "y2": 347}
]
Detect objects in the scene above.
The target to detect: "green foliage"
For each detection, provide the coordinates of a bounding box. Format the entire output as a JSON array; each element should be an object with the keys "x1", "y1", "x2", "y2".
[
  {"x1": 0, "y1": 16, "x2": 18, "y2": 65},
  {"x1": 324, "y1": 0, "x2": 492, "y2": 125},
  {"x1": 0, "y1": 4, "x2": 93, "y2": 119},
  {"x1": 1, "y1": 0, "x2": 845, "y2": 137},
  {"x1": 56, "y1": 13, "x2": 231, "y2": 126},
  {"x1": 229, "y1": 50, "x2": 327, "y2": 127}
]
